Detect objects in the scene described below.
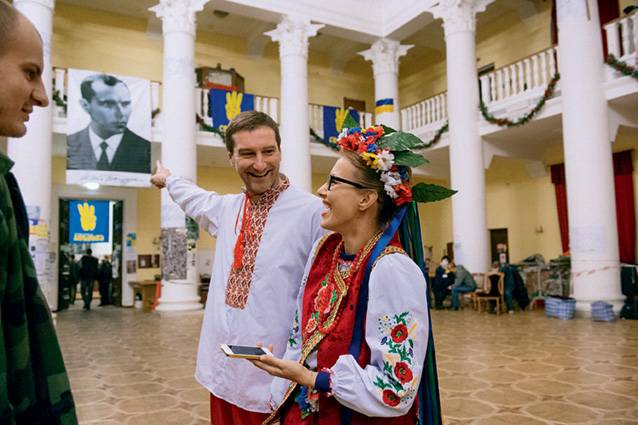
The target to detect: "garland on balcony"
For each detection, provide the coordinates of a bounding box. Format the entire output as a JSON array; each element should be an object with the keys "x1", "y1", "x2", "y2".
[
  {"x1": 414, "y1": 121, "x2": 448, "y2": 150},
  {"x1": 196, "y1": 114, "x2": 225, "y2": 137},
  {"x1": 479, "y1": 73, "x2": 560, "y2": 127},
  {"x1": 606, "y1": 54, "x2": 638, "y2": 81}
]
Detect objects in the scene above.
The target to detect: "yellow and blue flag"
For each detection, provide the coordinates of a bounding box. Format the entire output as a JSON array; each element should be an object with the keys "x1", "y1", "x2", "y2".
[
  {"x1": 323, "y1": 106, "x2": 360, "y2": 143},
  {"x1": 69, "y1": 200, "x2": 110, "y2": 243},
  {"x1": 209, "y1": 89, "x2": 255, "y2": 127},
  {"x1": 375, "y1": 98, "x2": 394, "y2": 114}
]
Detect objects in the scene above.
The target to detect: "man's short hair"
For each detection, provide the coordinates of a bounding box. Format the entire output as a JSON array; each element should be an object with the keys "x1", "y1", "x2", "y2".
[
  {"x1": 224, "y1": 111, "x2": 281, "y2": 153},
  {"x1": 441, "y1": 255, "x2": 451, "y2": 262},
  {"x1": 80, "y1": 74, "x2": 127, "y2": 102},
  {"x1": 0, "y1": 0, "x2": 20, "y2": 56},
  {"x1": 86, "y1": 249, "x2": 92, "y2": 255}
]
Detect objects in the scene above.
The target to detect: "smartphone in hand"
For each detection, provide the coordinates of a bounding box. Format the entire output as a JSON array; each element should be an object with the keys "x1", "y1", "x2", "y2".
[{"x1": 220, "y1": 344, "x2": 273, "y2": 359}]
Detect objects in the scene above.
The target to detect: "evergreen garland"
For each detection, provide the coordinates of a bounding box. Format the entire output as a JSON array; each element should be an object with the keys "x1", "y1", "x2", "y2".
[
  {"x1": 606, "y1": 54, "x2": 638, "y2": 81},
  {"x1": 414, "y1": 122, "x2": 448, "y2": 150},
  {"x1": 479, "y1": 73, "x2": 560, "y2": 127}
]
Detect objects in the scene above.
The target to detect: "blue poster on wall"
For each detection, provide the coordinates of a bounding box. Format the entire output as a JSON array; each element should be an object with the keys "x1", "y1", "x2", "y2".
[{"x1": 69, "y1": 200, "x2": 110, "y2": 243}]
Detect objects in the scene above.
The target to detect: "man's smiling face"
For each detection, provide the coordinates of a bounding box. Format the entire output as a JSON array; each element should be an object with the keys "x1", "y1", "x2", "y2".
[{"x1": 228, "y1": 126, "x2": 281, "y2": 199}]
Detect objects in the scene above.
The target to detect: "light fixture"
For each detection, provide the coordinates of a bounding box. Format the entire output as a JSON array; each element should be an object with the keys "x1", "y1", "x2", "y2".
[{"x1": 83, "y1": 182, "x2": 100, "y2": 190}]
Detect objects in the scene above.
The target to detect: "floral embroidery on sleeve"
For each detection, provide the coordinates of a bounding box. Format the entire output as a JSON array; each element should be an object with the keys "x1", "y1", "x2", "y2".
[
  {"x1": 288, "y1": 310, "x2": 300, "y2": 349},
  {"x1": 373, "y1": 312, "x2": 419, "y2": 408}
]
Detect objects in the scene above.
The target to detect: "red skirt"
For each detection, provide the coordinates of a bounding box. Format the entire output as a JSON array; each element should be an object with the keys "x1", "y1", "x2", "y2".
[{"x1": 210, "y1": 393, "x2": 269, "y2": 425}]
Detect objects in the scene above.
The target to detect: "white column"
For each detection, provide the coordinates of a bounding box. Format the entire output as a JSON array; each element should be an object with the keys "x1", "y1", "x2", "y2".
[
  {"x1": 150, "y1": 0, "x2": 208, "y2": 311},
  {"x1": 557, "y1": 0, "x2": 622, "y2": 313},
  {"x1": 8, "y1": 0, "x2": 55, "y2": 305},
  {"x1": 266, "y1": 16, "x2": 323, "y2": 192},
  {"x1": 429, "y1": 0, "x2": 493, "y2": 273},
  {"x1": 359, "y1": 39, "x2": 412, "y2": 129}
]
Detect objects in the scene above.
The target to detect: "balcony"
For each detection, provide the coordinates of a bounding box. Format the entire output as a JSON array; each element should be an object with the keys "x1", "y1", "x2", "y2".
[{"x1": 400, "y1": 11, "x2": 638, "y2": 178}]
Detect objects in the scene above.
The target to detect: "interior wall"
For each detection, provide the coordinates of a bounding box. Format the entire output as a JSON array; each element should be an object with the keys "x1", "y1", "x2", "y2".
[{"x1": 51, "y1": 3, "x2": 375, "y2": 110}]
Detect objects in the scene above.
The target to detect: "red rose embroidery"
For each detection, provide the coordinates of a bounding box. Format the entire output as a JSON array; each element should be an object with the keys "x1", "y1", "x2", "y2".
[
  {"x1": 382, "y1": 389, "x2": 401, "y2": 407},
  {"x1": 305, "y1": 317, "x2": 317, "y2": 335},
  {"x1": 394, "y1": 362, "x2": 414, "y2": 384},
  {"x1": 390, "y1": 324, "x2": 408, "y2": 343},
  {"x1": 314, "y1": 285, "x2": 332, "y2": 314}
]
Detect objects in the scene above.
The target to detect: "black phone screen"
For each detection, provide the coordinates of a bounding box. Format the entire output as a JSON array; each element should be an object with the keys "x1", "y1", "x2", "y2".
[{"x1": 228, "y1": 345, "x2": 267, "y2": 356}]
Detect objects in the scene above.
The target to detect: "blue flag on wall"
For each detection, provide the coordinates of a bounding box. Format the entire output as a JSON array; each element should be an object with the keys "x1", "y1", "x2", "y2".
[
  {"x1": 322, "y1": 106, "x2": 360, "y2": 143},
  {"x1": 209, "y1": 89, "x2": 255, "y2": 128},
  {"x1": 69, "y1": 200, "x2": 110, "y2": 243}
]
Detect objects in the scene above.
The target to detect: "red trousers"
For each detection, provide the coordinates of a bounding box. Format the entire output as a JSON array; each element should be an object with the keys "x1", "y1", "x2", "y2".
[{"x1": 210, "y1": 393, "x2": 269, "y2": 425}]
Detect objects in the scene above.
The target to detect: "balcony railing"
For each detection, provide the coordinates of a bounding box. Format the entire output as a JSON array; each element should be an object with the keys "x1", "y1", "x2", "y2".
[
  {"x1": 400, "y1": 92, "x2": 447, "y2": 133},
  {"x1": 604, "y1": 10, "x2": 638, "y2": 62},
  {"x1": 480, "y1": 46, "x2": 558, "y2": 107}
]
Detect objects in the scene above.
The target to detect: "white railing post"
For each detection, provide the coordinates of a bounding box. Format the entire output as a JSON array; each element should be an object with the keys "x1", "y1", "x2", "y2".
[
  {"x1": 503, "y1": 66, "x2": 511, "y2": 98},
  {"x1": 620, "y1": 17, "x2": 633, "y2": 58},
  {"x1": 441, "y1": 93, "x2": 447, "y2": 120},
  {"x1": 270, "y1": 98, "x2": 278, "y2": 123},
  {"x1": 489, "y1": 73, "x2": 497, "y2": 101},
  {"x1": 540, "y1": 51, "x2": 548, "y2": 85},
  {"x1": 531, "y1": 54, "x2": 540, "y2": 89},
  {"x1": 480, "y1": 75, "x2": 490, "y2": 104},
  {"x1": 548, "y1": 47, "x2": 557, "y2": 77},
  {"x1": 509, "y1": 64, "x2": 518, "y2": 95},
  {"x1": 496, "y1": 69, "x2": 504, "y2": 100},
  {"x1": 524, "y1": 58, "x2": 532, "y2": 92},
  {"x1": 605, "y1": 21, "x2": 621, "y2": 57},
  {"x1": 517, "y1": 62, "x2": 525, "y2": 93}
]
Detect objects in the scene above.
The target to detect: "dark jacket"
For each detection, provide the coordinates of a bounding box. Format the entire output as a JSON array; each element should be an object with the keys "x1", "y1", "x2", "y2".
[
  {"x1": 433, "y1": 266, "x2": 455, "y2": 291},
  {"x1": 0, "y1": 153, "x2": 77, "y2": 424},
  {"x1": 79, "y1": 255, "x2": 99, "y2": 280},
  {"x1": 66, "y1": 126, "x2": 151, "y2": 173},
  {"x1": 98, "y1": 261, "x2": 112, "y2": 283}
]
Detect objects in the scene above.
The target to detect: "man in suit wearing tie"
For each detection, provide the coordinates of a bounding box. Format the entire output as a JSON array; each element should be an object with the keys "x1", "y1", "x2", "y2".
[{"x1": 67, "y1": 73, "x2": 150, "y2": 173}]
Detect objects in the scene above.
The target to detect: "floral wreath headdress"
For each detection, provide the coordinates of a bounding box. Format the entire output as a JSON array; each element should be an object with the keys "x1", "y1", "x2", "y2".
[{"x1": 336, "y1": 116, "x2": 456, "y2": 206}]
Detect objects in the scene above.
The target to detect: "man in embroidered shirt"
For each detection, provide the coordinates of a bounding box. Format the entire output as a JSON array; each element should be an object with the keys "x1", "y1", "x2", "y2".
[
  {"x1": 0, "y1": 1, "x2": 78, "y2": 423},
  {"x1": 151, "y1": 111, "x2": 325, "y2": 424}
]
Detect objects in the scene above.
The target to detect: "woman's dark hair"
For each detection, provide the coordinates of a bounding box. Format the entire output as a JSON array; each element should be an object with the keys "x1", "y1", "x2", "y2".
[{"x1": 341, "y1": 150, "x2": 407, "y2": 225}]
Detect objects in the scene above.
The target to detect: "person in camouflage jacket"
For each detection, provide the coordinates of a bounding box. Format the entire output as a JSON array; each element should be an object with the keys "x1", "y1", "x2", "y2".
[{"x1": 0, "y1": 2, "x2": 77, "y2": 423}]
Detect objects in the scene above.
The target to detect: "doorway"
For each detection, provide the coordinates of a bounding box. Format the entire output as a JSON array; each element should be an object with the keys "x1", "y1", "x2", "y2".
[
  {"x1": 57, "y1": 199, "x2": 123, "y2": 310},
  {"x1": 489, "y1": 228, "x2": 509, "y2": 265}
]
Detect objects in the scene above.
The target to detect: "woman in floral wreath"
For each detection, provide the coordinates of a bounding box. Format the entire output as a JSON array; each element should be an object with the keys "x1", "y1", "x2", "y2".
[{"x1": 251, "y1": 124, "x2": 447, "y2": 425}]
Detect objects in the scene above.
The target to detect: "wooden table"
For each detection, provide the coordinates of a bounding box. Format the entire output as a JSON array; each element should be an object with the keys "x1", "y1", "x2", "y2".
[{"x1": 130, "y1": 280, "x2": 159, "y2": 311}]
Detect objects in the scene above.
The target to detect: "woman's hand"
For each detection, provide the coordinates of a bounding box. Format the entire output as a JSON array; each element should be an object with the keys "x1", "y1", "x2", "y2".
[
  {"x1": 150, "y1": 160, "x2": 172, "y2": 189},
  {"x1": 250, "y1": 355, "x2": 317, "y2": 389}
]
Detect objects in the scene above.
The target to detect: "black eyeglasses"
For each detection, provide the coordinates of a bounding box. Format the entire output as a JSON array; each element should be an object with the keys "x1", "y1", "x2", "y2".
[{"x1": 327, "y1": 174, "x2": 367, "y2": 191}]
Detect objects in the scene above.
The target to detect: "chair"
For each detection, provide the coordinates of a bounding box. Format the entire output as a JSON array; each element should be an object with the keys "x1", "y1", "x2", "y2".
[
  {"x1": 467, "y1": 272, "x2": 487, "y2": 310},
  {"x1": 476, "y1": 271, "x2": 505, "y2": 315}
]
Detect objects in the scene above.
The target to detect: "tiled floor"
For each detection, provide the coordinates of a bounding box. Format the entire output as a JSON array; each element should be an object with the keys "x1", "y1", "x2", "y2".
[{"x1": 56, "y1": 302, "x2": 638, "y2": 425}]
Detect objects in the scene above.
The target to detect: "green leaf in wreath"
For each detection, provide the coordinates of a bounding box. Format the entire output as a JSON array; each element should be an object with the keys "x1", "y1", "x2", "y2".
[
  {"x1": 381, "y1": 125, "x2": 397, "y2": 135},
  {"x1": 411, "y1": 183, "x2": 457, "y2": 203},
  {"x1": 393, "y1": 150, "x2": 428, "y2": 167},
  {"x1": 378, "y1": 131, "x2": 424, "y2": 151}
]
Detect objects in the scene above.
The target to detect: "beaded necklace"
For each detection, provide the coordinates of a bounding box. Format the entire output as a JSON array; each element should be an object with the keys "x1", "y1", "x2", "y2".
[{"x1": 305, "y1": 230, "x2": 383, "y2": 338}]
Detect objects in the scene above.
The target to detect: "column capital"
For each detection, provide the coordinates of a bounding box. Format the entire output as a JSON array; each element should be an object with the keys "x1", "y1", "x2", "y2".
[
  {"x1": 150, "y1": 0, "x2": 208, "y2": 36},
  {"x1": 358, "y1": 38, "x2": 412, "y2": 76},
  {"x1": 14, "y1": 0, "x2": 55, "y2": 10},
  {"x1": 427, "y1": 0, "x2": 493, "y2": 36},
  {"x1": 265, "y1": 15, "x2": 324, "y2": 59}
]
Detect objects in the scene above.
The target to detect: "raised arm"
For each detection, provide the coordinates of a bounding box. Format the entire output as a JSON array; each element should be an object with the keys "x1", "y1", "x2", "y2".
[{"x1": 150, "y1": 160, "x2": 225, "y2": 236}]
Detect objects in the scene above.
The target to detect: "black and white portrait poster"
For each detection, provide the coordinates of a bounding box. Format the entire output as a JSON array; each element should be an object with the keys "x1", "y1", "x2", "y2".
[{"x1": 66, "y1": 69, "x2": 151, "y2": 187}]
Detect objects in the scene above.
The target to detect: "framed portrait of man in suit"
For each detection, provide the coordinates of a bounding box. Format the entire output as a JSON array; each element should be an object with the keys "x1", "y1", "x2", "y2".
[{"x1": 66, "y1": 69, "x2": 152, "y2": 187}]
